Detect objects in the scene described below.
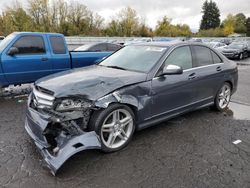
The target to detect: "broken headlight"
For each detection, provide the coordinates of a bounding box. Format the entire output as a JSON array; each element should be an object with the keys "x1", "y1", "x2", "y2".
[{"x1": 56, "y1": 99, "x2": 92, "y2": 112}]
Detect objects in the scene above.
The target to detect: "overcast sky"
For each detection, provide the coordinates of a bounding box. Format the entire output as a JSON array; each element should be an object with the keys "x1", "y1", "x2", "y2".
[{"x1": 1, "y1": 0, "x2": 250, "y2": 31}]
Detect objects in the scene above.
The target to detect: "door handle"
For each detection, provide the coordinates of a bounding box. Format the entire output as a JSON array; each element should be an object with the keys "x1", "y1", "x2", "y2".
[
  {"x1": 216, "y1": 66, "x2": 222, "y2": 72},
  {"x1": 41, "y1": 57, "x2": 48, "y2": 61},
  {"x1": 188, "y1": 73, "x2": 196, "y2": 80}
]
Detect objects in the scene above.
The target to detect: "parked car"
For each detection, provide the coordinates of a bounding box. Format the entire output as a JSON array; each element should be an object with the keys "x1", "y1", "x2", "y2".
[
  {"x1": 25, "y1": 41, "x2": 238, "y2": 174},
  {"x1": 124, "y1": 38, "x2": 153, "y2": 45},
  {"x1": 218, "y1": 42, "x2": 248, "y2": 60},
  {"x1": 212, "y1": 38, "x2": 232, "y2": 45},
  {"x1": 188, "y1": 38, "x2": 203, "y2": 42},
  {"x1": 74, "y1": 42, "x2": 122, "y2": 52},
  {"x1": 0, "y1": 32, "x2": 112, "y2": 90},
  {"x1": 205, "y1": 42, "x2": 227, "y2": 49},
  {"x1": 246, "y1": 40, "x2": 250, "y2": 56}
]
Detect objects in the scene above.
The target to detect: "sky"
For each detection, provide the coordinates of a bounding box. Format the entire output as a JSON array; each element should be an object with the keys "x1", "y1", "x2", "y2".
[{"x1": 1, "y1": 0, "x2": 250, "y2": 32}]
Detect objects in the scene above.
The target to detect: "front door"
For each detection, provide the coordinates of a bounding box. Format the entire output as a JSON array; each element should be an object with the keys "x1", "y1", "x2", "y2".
[
  {"x1": 1, "y1": 35, "x2": 52, "y2": 85},
  {"x1": 151, "y1": 45, "x2": 198, "y2": 118}
]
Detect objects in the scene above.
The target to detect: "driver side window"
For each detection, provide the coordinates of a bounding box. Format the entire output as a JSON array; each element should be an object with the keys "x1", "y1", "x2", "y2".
[
  {"x1": 164, "y1": 46, "x2": 193, "y2": 70},
  {"x1": 12, "y1": 36, "x2": 46, "y2": 55}
]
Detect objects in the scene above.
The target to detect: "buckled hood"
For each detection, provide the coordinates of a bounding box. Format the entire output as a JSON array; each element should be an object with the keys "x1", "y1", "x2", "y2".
[{"x1": 35, "y1": 65, "x2": 147, "y2": 100}]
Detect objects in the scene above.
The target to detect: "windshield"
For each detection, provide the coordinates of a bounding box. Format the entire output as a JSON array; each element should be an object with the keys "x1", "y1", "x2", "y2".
[
  {"x1": 99, "y1": 45, "x2": 167, "y2": 73},
  {"x1": 0, "y1": 33, "x2": 16, "y2": 52}
]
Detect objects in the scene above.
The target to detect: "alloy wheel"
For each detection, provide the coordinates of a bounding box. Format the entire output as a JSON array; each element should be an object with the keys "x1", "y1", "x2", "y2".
[
  {"x1": 218, "y1": 84, "x2": 231, "y2": 109},
  {"x1": 100, "y1": 109, "x2": 134, "y2": 149}
]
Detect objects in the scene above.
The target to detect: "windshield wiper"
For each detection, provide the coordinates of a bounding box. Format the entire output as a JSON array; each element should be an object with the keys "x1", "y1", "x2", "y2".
[{"x1": 106, "y1": 65, "x2": 127, "y2": 70}]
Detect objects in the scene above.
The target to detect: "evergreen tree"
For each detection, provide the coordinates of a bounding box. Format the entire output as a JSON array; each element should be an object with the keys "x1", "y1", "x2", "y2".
[
  {"x1": 200, "y1": 0, "x2": 220, "y2": 30},
  {"x1": 246, "y1": 17, "x2": 250, "y2": 37}
]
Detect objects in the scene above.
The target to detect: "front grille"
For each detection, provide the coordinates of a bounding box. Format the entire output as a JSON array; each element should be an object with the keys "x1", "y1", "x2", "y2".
[{"x1": 33, "y1": 86, "x2": 55, "y2": 109}]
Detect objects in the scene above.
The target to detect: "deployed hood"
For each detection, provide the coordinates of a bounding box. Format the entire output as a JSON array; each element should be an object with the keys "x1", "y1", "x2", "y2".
[{"x1": 35, "y1": 65, "x2": 147, "y2": 100}]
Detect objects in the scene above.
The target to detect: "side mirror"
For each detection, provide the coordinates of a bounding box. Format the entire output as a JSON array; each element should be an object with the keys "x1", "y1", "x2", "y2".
[
  {"x1": 8, "y1": 47, "x2": 19, "y2": 56},
  {"x1": 161, "y1": 64, "x2": 183, "y2": 75}
]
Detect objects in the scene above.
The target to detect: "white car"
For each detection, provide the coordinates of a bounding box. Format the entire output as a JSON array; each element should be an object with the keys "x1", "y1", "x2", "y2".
[{"x1": 205, "y1": 42, "x2": 227, "y2": 49}]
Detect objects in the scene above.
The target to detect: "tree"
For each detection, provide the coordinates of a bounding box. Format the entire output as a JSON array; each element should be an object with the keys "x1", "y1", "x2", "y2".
[
  {"x1": 222, "y1": 14, "x2": 236, "y2": 36},
  {"x1": 137, "y1": 23, "x2": 153, "y2": 37},
  {"x1": 198, "y1": 28, "x2": 225, "y2": 37},
  {"x1": 105, "y1": 20, "x2": 121, "y2": 36},
  {"x1": 247, "y1": 17, "x2": 250, "y2": 37},
  {"x1": 200, "y1": 0, "x2": 220, "y2": 30},
  {"x1": 155, "y1": 16, "x2": 191, "y2": 37},
  {"x1": 155, "y1": 16, "x2": 172, "y2": 36},
  {"x1": 105, "y1": 7, "x2": 139, "y2": 37},
  {"x1": 118, "y1": 7, "x2": 139, "y2": 37},
  {"x1": 28, "y1": 0, "x2": 52, "y2": 32},
  {"x1": 0, "y1": 1, "x2": 33, "y2": 35},
  {"x1": 234, "y1": 13, "x2": 247, "y2": 34}
]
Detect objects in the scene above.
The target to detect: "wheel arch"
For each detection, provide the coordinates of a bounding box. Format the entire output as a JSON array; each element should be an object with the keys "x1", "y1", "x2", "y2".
[{"x1": 224, "y1": 80, "x2": 233, "y2": 91}]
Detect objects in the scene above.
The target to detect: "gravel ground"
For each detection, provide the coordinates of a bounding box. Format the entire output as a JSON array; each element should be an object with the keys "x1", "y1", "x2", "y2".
[{"x1": 0, "y1": 59, "x2": 250, "y2": 188}]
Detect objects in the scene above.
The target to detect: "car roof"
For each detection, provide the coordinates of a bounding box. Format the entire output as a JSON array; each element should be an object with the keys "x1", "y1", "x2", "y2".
[{"x1": 13, "y1": 32, "x2": 64, "y2": 37}]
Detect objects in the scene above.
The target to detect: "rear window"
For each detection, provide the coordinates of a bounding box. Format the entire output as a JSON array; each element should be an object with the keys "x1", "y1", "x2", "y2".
[
  {"x1": 50, "y1": 36, "x2": 66, "y2": 54},
  {"x1": 211, "y1": 51, "x2": 222, "y2": 64}
]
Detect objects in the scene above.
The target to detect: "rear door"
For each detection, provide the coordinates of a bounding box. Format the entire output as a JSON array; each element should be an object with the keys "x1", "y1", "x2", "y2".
[
  {"x1": 191, "y1": 45, "x2": 225, "y2": 103},
  {"x1": 151, "y1": 45, "x2": 198, "y2": 117},
  {"x1": 1, "y1": 35, "x2": 53, "y2": 84}
]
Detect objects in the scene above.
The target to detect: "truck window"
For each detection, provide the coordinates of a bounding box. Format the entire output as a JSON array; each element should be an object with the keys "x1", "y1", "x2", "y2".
[
  {"x1": 89, "y1": 43, "x2": 107, "y2": 52},
  {"x1": 49, "y1": 36, "x2": 66, "y2": 54},
  {"x1": 12, "y1": 36, "x2": 45, "y2": 55},
  {"x1": 107, "y1": 43, "x2": 121, "y2": 51}
]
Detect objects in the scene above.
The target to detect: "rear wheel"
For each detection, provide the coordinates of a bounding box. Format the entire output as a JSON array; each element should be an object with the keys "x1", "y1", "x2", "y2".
[
  {"x1": 89, "y1": 104, "x2": 135, "y2": 153},
  {"x1": 213, "y1": 83, "x2": 231, "y2": 111}
]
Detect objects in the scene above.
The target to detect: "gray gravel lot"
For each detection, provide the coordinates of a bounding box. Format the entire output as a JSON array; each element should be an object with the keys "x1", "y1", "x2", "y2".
[{"x1": 0, "y1": 59, "x2": 250, "y2": 188}]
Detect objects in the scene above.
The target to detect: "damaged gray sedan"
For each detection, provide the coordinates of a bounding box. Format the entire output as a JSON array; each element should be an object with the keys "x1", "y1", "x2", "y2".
[{"x1": 25, "y1": 42, "x2": 238, "y2": 175}]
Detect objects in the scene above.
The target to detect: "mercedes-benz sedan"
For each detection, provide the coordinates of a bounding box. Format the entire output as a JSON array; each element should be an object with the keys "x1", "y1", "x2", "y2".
[{"x1": 25, "y1": 41, "x2": 238, "y2": 174}]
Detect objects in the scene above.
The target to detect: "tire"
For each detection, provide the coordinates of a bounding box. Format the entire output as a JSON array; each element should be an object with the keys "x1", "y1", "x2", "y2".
[
  {"x1": 213, "y1": 82, "x2": 231, "y2": 111},
  {"x1": 89, "y1": 103, "x2": 135, "y2": 153}
]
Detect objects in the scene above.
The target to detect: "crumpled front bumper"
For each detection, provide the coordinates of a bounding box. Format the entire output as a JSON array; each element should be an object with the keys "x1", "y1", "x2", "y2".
[{"x1": 25, "y1": 107, "x2": 101, "y2": 175}]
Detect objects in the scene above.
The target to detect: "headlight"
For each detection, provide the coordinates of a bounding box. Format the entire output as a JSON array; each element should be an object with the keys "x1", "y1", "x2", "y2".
[{"x1": 56, "y1": 99, "x2": 92, "y2": 112}]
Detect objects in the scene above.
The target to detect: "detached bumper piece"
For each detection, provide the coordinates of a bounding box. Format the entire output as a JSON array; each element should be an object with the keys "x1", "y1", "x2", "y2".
[{"x1": 25, "y1": 107, "x2": 101, "y2": 175}]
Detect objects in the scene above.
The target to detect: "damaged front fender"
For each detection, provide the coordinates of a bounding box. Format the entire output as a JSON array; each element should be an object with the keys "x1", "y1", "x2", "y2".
[{"x1": 95, "y1": 91, "x2": 140, "y2": 109}]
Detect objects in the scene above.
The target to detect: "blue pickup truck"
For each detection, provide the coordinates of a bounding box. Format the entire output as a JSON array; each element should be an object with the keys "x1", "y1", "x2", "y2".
[{"x1": 0, "y1": 32, "x2": 112, "y2": 89}]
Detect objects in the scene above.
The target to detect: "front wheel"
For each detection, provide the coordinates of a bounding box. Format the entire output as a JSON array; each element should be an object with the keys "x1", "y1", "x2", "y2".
[
  {"x1": 89, "y1": 104, "x2": 135, "y2": 153},
  {"x1": 213, "y1": 83, "x2": 231, "y2": 111}
]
